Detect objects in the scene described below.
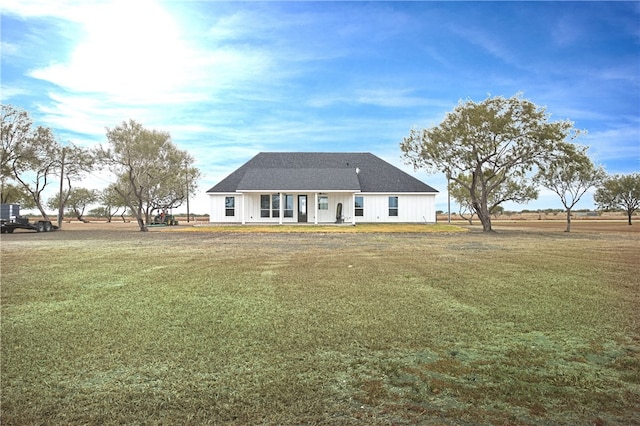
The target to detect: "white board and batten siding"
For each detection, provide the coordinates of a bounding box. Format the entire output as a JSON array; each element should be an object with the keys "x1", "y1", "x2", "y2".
[
  {"x1": 209, "y1": 193, "x2": 239, "y2": 223},
  {"x1": 209, "y1": 192, "x2": 436, "y2": 224},
  {"x1": 357, "y1": 193, "x2": 436, "y2": 223}
]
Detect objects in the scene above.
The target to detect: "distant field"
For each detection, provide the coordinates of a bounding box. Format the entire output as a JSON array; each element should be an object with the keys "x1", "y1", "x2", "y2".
[
  {"x1": 1, "y1": 223, "x2": 639, "y2": 425},
  {"x1": 14, "y1": 213, "x2": 639, "y2": 233},
  {"x1": 486, "y1": 219, "x2": 638, "y2": 234}
]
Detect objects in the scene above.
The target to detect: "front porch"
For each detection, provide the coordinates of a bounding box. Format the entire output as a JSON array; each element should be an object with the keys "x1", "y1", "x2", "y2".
[{"x1": 235, "y1": 191, "x2": 357, "y2": 225}]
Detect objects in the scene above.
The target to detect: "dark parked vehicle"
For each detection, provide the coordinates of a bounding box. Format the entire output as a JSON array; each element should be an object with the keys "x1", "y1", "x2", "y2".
[{"x1": 1, "y1": 204, "x2": 57, "y2": 233}]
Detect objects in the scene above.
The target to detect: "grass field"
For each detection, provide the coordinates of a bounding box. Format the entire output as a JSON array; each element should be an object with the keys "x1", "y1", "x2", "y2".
[{"x1": 1, "y1": 222, "x2": 639, "y2": 425}]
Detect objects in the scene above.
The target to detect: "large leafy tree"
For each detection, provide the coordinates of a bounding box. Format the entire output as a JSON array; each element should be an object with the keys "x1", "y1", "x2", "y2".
[
  {"x1": 101, "y1": 119, "x2": 200, "y2": 231},
  {"x1": 449, "y1": 179, "x2": 477, "y2": 224},
  {"x1": 93, "y1": 184, "x2": 129, "y2": 222},
  {"x1": 47, "y1": 188, "x2": 98, "y2": 223},
  {"x1": 1, "y1": 105, "x2": 94, "y2": 223},
  {"x1": 1, "y1": 104, "x2": 59, "y2": 220},
  {"x1": 449, "y1": 175, "x2": 523, "y2": 224},
  {"x1": 56, "y1": 144, "x2": 95, "y2": 226},
  {"x1": 401, "y1": 94, "x2": 581, "y2": 232},
  {"x1": 536, "y1": 144, "x2": 606, "y2": 232},
  {"x1": 594, "y1": 173, "x2": 640, "y2": 225},
  {"x1": 0, "y1": 106, "x2": 32, "y2": 186},
  {"x1": 0, "y1": 183, "x2": 32, "y2": 206}
]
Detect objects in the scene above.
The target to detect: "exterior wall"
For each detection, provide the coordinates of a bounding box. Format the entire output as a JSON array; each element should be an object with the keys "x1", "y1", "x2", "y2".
[
  {"x1": 355, "y1": 193, "x2": 436, "y2": 223},
  {"x1": 239, "y1": 192, "x2": 354, "y2": 224},
  {"x1": 321, "y1": 193, "x2": 353, "y2": 223},
  {"x1": 209, "y1": 192, "x2": 356, "y2": 224},
  {"x1": 208, "y1": 193, "x2": 242, "y2": 223},
  {"x1": 209, "y1": 192, "x2": 437, "y2": 224}
]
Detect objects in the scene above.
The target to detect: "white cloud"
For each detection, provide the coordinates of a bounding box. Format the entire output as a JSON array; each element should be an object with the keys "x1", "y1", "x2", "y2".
[
  {"x1": 550, "y1": 17, "x2": 584, "y2": 48},
  {"x1": 1, "y1": 41, "x2": 20, "y2": 57},
  {"x1": 308, "y1": 88, "x2": 438, "y2": 109},
  {"x1": 27, "y1": 0, "x2": 193, "y2": 100},
  {"x1": 583, "y1": 126, "x2": 640, "y2": 166},
  {"x1": 10, "y1": 5, "x2": 280, "y2": 146},
  {"x1": 449, "y1": 24, "x2": 517, "y2": 67},
  {"x1": 1, "y1": 0, "x2": 91, "y2": 20},
  {"x1": 207, "y1": 9, "x2": 285, "y2": 42},
  {"x1": 355, "y1": 89, "x2": 433, "y2": 108},
  {"x1": 0, "y1": 85, "x2": 29, "y2": 101}
]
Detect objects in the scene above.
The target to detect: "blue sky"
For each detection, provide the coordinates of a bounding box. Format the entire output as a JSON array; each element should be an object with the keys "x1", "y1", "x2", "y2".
[{"x1": 2, "y1": 1, "x2": 639, "y2": 214}]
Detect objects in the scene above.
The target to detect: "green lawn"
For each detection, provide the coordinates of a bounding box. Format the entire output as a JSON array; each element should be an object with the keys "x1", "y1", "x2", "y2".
[{"x1": 1, "y1": 227, "x2": 639, "y2": 425}]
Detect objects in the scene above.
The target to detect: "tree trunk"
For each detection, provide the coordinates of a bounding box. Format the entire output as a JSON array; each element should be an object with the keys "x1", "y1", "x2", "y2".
[
  {"x1": 628, "y1": 209, "x2": 633, "y2": 225},
  {"x1": 136, "y1": 216, "x2": 148, "y2": 231},
  {"x1": 134, "y1": 204, "x2": 148, "y2": 231},
  {"x1": 565, "y1": 209, "x2": 572, "y2": 232},
  {"x1": 473, "y1": 201, "x2": 493, "y2": 232},
  {"x1": 459, "y1": 209, "x2": 474, "y2": 225},
  {"x1": 36, "y1": 203, "x2": 50, "y2": 222},
  {"x1": 478, "y1": 210, "x2": 493, "y2": 232},
  {"x1": 74, "y1": 207, "x2": 89, "y2": 223},
  {"x1": 136, "y1": 208, "x2": 148, "y2": 231},
  {"x1": 469, "y1": 172, "x2": 493, "y2": 232}
]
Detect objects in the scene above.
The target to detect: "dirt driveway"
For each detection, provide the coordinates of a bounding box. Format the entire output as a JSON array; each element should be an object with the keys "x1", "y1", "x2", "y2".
[{"x1": 2, "y1": 218, "x2": 637, "y2": 239}]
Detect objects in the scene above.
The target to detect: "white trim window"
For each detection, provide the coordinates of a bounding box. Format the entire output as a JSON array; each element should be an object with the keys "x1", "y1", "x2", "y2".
[
  {"x1": 271, "y1": 194, "x2": 280, "y2": 218},
  {"x1": 355, "y1": 196, "x2": 364, "y2": 216},
  {"x1": 284, "y1": 194, "x2": 294, "y2": 217},
  {"x1": 318, "y1": 195, "x2": 328, "y2": 210},
  {"x1": 225, "y1": 196, "x2": 235, "y2": 216},
  {"x1": 388, "y1": 196, "x2": 398, "y2": 217},
  {"x1": 260, "y1": 194, "x2": 293, "y2": 218},
  {"x1": 260, "y1": 195, "x2": 270, "y2": 217}
]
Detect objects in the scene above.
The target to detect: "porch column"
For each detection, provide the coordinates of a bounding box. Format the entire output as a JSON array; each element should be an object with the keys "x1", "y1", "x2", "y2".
[
  {"x1": 314, "y1": 192, "x2": 318, "y2": 225},
  {"x1": 241, "y1": 193, "x2": 246, "y2": 225},
  {"x1": 279, "y1": 192, "x2": 283, "y2": 225},
  {"x1": 352, "y1": 193, "x2": 356, "y2": 225}
]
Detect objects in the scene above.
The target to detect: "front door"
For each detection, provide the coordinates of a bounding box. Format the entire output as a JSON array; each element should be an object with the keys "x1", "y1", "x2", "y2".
[{"x1": 298, "y1": 195, "x2": 307, "y2": 223}]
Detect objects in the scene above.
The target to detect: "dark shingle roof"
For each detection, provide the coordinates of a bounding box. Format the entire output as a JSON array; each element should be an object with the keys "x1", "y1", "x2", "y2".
[
  {"x1": 237, "y1": 168, "x2": 360, "y2": 191},
  {"x1": 206, "y1": 152, "x2": 438, "y2": 193}
]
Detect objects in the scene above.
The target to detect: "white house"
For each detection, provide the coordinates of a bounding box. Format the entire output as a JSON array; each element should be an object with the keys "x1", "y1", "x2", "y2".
[{"x1": 206, "y1": 152, "x2": 438, "y2": 224}]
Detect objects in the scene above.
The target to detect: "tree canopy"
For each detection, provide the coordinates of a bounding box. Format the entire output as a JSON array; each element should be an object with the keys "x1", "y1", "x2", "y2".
[
  {"x1": 1, "y1": 105, "x2": 94, "y2": 223},
  {"x1": 47, "y1": 188, "x2": 98, "y2": 223},
  {"x1": 536, "y1": 144, "x2": 606, "y2": 232},
  {"x1": 101, "y1": 119, "x2": 201, "y2": 231},
  {"x1": 0, "y1": 183, "x2": 32, "y2": 206},
  {"x1": 94, "y1": 184, "x2": 129, "y2": 222},
  {"x1": 3, "y1": 107, "x2": 201, "y2": 230},
  {"x1": 2, "y1": 105, "x2": 60, "y2": 220},
  {"x1": 401, "y1": 94, "x2": 583, "y2": 232},
  {"x1": 594, "y1": 173, "x2": 640, "y2": 225}
]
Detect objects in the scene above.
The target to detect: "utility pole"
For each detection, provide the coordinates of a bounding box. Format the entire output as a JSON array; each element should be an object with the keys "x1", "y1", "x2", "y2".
[
  {"x1": 57, "y1": 147, "x2": 66, "y2": 229},
  {"x1": 446, "y1": 171, "x2": 451, "y2": 224},
  {"x1": 185, "y1": 163, "x2": 190, "y2": 223}
]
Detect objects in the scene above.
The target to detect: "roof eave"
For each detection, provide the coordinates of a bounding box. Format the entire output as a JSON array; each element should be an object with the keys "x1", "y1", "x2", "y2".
[{"x1": 236, "y1": 189, "x2": 360, "y2": 193}]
